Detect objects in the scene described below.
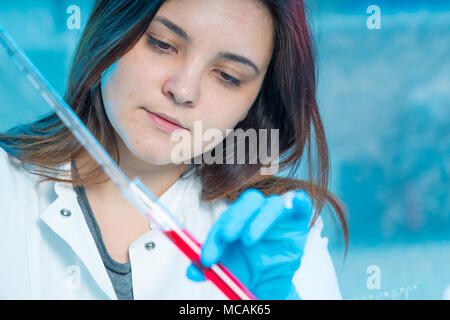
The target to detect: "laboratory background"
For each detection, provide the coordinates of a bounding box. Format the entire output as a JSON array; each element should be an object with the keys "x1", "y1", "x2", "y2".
[{"x1": 0, "y1": 0, "x2": 449, "y2": 300}]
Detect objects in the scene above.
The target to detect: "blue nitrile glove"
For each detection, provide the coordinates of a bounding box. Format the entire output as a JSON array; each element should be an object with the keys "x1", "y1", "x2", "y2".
[{"x1": 186, "y1": 188, "x2": 313, "y2": 300}]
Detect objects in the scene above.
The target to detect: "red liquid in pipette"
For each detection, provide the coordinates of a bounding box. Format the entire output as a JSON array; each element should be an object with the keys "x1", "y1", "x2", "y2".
[{"x1": 163, "y1": 229, "x2": 257, "y2": 300}]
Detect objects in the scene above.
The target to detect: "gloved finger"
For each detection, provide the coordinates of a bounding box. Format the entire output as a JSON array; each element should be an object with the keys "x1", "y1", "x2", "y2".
[
  {"x1": 186, "y1": 263, "x2": 206, "y2": 282},
  {"x1": 201, "y1": 189, "x2": 265, "y2": 267},
  {"x1": 240, "y1": 195, "x2": 285, "y2": 246},
  {"x1": 200, "y1": 221, "x2": 226, "y2": 268},
  {"x1": 283, "y1": 190, "x2": 313, "y2": 218},
  {"x1": 220, "y1": 188, "x2": 266, "y2": 242},
  {"x1": 291, "y1": 190, "x2": 314, "y2": 230}
]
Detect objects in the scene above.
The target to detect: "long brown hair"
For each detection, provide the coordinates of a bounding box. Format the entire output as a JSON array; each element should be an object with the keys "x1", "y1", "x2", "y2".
[{"x1": 0, "y1": 0, "x2": 349, "y2": 255}]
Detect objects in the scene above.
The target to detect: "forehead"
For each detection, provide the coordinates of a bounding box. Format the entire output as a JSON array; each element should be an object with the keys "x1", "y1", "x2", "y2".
[{"x1": 152, "y1": 0, "x2": 274, "y2": 65}]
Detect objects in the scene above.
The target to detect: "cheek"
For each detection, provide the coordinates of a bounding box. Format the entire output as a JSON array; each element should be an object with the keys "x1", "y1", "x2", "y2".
[
  {"x1": 101, "y1": 51, "x2": 161, "y2": 130},
  {"x1": 102, "y1": 51, "x2": 162, "y2": 113},
  {"x1": 188, "y1": 94, "x2": 254, "y2": 157},
  {"x1": 120, "y1": 46, "x2": 169, "y2": 100},
  {"x1": 101, "y1": 61, "x2": 137, "y2": 125},
  {"x1": 200, "y1": 91, "x2": 254, "y2": 133},
  {"x1": 100, "y1": 54, "x2": 176, "y2": 164}
]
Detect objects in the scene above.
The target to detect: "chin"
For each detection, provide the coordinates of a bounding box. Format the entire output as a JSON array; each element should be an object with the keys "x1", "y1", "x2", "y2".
[{"x1": 130, "y1": 143, "x2": 176, "y2": 166}]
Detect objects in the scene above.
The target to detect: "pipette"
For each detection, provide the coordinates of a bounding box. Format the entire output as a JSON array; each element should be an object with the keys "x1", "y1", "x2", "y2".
[{"x1": 0, "y1": 24, "x2": 257, "y2": 300}]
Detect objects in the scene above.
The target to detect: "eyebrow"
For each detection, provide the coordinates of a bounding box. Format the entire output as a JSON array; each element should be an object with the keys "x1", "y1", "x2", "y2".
[
  {"x1": 153, "y1": 16, "x2": 260, "y2": 76},
  {"x1": 216, "y1": 52, "x2": 260, "y2": 76},
  {"x1": 153, "y1": 17, "x2": 192, "y2": 43}
]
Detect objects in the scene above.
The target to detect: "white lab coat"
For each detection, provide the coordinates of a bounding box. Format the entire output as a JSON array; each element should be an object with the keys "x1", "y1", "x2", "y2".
[{"x1": 0, "y1": 147, "x2": 342, "y2": 299}]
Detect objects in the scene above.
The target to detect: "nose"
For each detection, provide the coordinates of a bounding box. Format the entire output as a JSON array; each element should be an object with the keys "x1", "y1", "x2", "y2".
[{"x1": 162, "y1": 62, "x2": 200, "y2": 107}]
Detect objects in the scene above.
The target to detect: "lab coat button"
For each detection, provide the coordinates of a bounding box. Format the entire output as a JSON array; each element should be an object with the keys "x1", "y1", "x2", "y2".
[
  {"x1": 59, "y1": 208, "x2": 72, "y2": 217},
  {"x1": 145, "y1": 241, "x2": 156, "y2": 251}
]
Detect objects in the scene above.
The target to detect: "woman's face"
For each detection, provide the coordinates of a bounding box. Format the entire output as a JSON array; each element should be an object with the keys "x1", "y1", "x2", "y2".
[{"x1": 101, "y1": 0, "x2": 274, "y2": 166}]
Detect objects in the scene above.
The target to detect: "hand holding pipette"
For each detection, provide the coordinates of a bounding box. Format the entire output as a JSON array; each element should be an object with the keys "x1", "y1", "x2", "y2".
[{"x1": 186, "y1": 189, "x2": 314, "y2": 300}]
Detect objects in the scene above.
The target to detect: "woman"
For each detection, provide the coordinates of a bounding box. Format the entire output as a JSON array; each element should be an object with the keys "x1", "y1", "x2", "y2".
[{"x1": 0, "y1": 0, "x2": 348, "y2": 299}]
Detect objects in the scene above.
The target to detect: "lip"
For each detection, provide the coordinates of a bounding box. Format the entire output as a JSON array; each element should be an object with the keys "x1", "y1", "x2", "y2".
[{"x1": 143, "y1": 108, "x2": 188, "y2": 133}]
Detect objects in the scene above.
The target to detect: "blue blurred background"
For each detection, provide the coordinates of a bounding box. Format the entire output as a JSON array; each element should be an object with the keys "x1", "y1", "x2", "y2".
[{"x1": 0, "y1": 0, "x2": 449, "y2": 299}]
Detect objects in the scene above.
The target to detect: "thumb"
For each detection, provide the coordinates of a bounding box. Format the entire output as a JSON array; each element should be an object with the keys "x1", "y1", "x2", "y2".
[{"x1": 186, "y1": 263, "x2": 206, "y2": 282}]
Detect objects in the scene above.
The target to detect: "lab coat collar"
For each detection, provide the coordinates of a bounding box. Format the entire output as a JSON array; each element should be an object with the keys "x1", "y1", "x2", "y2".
[
  {"x1": 39, "y1": 161, "x2": 117, "y2": 300},
  {"x1": 38, "y1": 161, "x2": 202, "y2": 300}
]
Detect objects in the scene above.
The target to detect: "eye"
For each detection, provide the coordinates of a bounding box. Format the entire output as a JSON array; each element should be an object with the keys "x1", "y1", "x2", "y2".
[
  {"x1": 147, "y1": 36, "x2": 176, "y2": 54},
  {"x1": 217, "y1": 71, "x2": 241, "y2": 88}
]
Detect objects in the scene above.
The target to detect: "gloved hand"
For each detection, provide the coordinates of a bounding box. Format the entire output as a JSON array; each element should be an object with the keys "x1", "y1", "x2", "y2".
[{"x1": 186, "y1": 188, "x2": 314, "y2": 300}]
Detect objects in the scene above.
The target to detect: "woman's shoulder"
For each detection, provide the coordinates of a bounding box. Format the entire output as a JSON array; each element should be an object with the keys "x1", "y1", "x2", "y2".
[
  {"x1": 0, "y1": 146, "x2": 26, "y2": 186},
  {"x1": 0, "y1": 145, "x2": 15, "y2": 166},
  {"x1": 0, "y1": 146, "x2": 57, "y2": 200},
  {"x1": 0, "y1": 147, "x2": 28, "y2": 220}
]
